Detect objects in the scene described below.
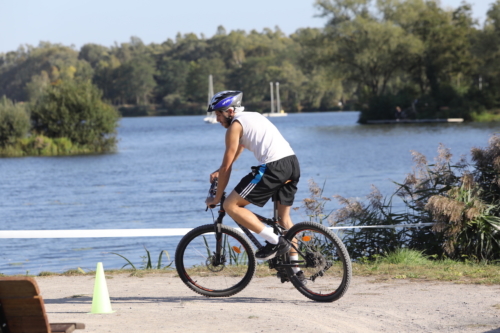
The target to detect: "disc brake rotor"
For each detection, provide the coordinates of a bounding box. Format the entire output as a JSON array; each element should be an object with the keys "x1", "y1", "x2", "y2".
[{"x1": 206, "y1": 254, "x2": 225, "y2": 272}]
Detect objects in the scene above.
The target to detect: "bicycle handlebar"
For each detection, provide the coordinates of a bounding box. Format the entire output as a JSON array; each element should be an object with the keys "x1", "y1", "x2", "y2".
[
  {"x1": 209, "y1": 177, "x2": 218, "y2": 197},
  {"x1": 207, "y1": 177, "x2": 219, "y2": 209}
]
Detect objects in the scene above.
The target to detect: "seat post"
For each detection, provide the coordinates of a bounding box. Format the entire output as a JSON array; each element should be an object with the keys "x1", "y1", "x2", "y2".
[{"x1": 272, "y1": 192, "x2": 279, "y2": 222}]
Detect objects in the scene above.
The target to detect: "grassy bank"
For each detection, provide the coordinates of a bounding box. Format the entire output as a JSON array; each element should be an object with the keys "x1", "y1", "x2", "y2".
[
  {"x1": 3, "y1": 261, "x2": 497, "y2": 285},
  {"x1": 470, "y1": 110, "x2": 500, "y2": 122},
  {"x1": 0, "y1": 135, "x2": 116, "y2": 157},
  {"x1": 350, "y1": 261, "x2": 500, "y2": 284}
]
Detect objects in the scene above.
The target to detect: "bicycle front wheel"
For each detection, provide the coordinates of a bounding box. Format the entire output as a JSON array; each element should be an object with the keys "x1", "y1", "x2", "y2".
[
  {"x1": 175, "y1": 224, "x2": 256, "y2": 297},
  {"x1": 284, "y1": 222, "x2": 352, "y2": 302}
]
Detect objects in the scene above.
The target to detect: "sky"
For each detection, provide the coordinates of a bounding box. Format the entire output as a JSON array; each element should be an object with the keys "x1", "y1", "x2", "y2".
[{"x1": 0, "y1": 0, "x2": 494, "y2": 54}]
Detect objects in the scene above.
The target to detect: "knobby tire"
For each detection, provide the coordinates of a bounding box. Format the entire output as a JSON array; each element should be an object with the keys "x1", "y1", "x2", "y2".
[
  {"x1": 284, "y1": 221, "x2": 352, "y2": 302},
  {"x1": 175, "y1": 224, "x2": 256, "y2": 297}
]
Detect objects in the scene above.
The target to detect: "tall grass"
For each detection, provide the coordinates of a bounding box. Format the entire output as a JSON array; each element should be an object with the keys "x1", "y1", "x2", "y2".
[
  {"x1": 113, "y1": 247, "x2": 173, "y2": 270},
  {"x1": 376, "y1": 248, "x2": 429, "y2": 265}
]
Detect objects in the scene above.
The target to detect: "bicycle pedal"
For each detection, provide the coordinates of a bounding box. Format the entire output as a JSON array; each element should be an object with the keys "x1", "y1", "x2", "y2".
[
  {"x1": 276, "y1": 272, "x2": 289, "y2": 283},
  {"x1": 291, "y1": 272, "x2": 308, "y2": 286}
]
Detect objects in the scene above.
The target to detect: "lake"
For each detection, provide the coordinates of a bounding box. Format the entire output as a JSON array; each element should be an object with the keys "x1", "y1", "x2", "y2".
[{"x1": 0, "y1": 112, "x2": 497, "y2": 275}]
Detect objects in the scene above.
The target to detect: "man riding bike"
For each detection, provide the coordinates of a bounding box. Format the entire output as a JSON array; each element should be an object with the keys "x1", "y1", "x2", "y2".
[{"x1": 205, "y1": 90, "x2": 301, "y2": 265}]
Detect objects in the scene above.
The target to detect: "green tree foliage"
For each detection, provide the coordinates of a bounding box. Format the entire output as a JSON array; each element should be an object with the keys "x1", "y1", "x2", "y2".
[
  {"x1": 315, "y1": 0, "x2": 479, "y2": 121},
  {"x1": 0, "y1": 43, "x2": 93, "y2": 102},
  {"x1": 0, "y1": 97, "x2": 30, "y2": 146},
  {"x1": 384, "y1": 0, "x2": 476, "y2": 102},
  {"x1": 316, "y1": 0, "x2": 423, "y2": 97},
  {"x1": 155, "y1": 58, "x2": 190, "y2": 100},
  {"x1": 185, "y1": 58, "x2": 226, "y2": 102},
  {"x1": 115, "y1": 54, "x2": 156, "y2": 104},
  {"x1": 470, "y1": 0, "x2": 500, "y2": 114},
  {"x1": 1, "y1": 1, "x2": 500, "y2": 119},
  {"x1": 31, "y1": 80, "x2": 120, "y2": 151}
]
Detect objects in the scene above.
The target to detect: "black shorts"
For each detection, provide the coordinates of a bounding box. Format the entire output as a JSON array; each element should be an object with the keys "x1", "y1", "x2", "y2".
[{"x1": 234, "y1": 155, "x2": 300, "y2": 207}]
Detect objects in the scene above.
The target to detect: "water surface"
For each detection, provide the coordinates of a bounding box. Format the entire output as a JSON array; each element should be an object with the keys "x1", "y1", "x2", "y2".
[{"x1": 1, "y1": 112, "x2": 496, "y2": 274}]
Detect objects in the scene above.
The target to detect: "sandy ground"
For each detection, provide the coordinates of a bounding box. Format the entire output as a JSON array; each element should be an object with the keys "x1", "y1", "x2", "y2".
[{"x1": 35, "y1": 273, "x2": 500, "y2": 333}]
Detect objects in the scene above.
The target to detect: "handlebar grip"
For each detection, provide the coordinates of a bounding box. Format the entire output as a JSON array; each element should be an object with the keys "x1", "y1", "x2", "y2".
[{"x1": 206, "y1": 178, "x2": 218, "y2": 210}]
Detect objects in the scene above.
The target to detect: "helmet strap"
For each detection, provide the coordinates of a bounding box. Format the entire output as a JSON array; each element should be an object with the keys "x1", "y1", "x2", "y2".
[{"x1": 223, "y1": 108, "x2": 234, "y2": 125}]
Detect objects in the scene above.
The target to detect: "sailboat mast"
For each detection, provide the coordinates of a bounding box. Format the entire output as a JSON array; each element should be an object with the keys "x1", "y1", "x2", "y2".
[
  {"x1": 270, "y1": 82, "x2": 274, "y2": 113},
  {"x1": 276, "y1": 82, "x2": 281, "y2": 113},
  {"x1": 208, "y1": 74, "x2": 214, "y2": 106}
]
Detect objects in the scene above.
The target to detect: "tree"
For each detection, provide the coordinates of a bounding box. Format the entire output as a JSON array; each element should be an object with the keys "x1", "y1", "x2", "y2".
[
  {"x1": 471, "y1": 0, "x2": 500, "y2": 110},
  {"x1": 184, "y1": 58, "x2": 226, "y2": 102},
  {"x1": 154, "y1": 58, "x2": 190, "y2": 102},
  {"x1": 383, "y1": 0, "x2": 476, "y2": 100},
  {"x1": 0, "y1": 43, "x2": 93, "y2": 102},
  {"x1": 115, "y1": 54, "x2": 157, "y2": 104},
  {"x1": 228, "y1": 56, "x2": 275, "y2": 102},
  {"x1": 31, "y1": 80, "x2": 120, "y2": 150},
  {"x1": 0, "y1": 96, "x2": 30, "y2": 146},
  {"x1": 79, "y1": 43, "x2": 110, "y2": 67},
  {"x1": 316, "y1": 0, "x2": 423, "y2": 98}
]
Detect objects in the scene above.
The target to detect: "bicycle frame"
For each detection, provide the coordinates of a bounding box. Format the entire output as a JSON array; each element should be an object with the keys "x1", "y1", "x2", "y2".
[
  {"x1": 212, "y1": 192, "x2": 283, "y2": 247},
  {"x1": 176, "y1": 180, "x2": 352, "y2": 301},
  {"x1": 210, "y1": 192, "x2": 303, "y2": 276}
]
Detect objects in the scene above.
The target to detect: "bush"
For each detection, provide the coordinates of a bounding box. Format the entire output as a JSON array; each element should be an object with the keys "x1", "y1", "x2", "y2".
[
  {"x1": 377, "y1": 248, "x2": 429, "y2": 265},
  {"x1": 31, "y1": 80, "x2": 120, "y2": 152},
  {"x1": 0, "y1": 96, "x2": 30, "y2": 146},
  {"x1": 0, "y1": 135, "x2": 91, "y2": 157},
  {"x1": 332, "y1": 136, "x2": 500, "y2": 262}
]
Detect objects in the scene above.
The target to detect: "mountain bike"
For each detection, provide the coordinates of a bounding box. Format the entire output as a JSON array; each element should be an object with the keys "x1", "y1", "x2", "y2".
[{"x1": 175, "y1": 179, "x2": 352, "y2": 302}]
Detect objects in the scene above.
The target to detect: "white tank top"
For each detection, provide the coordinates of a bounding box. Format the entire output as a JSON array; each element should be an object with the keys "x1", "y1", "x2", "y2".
[{"x1": 232, "y1": 111, "x2": 294, "y2": 164}]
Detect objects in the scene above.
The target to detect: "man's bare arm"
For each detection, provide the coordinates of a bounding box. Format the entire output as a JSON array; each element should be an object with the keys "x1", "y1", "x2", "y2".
[
  {"x1": 211, "y1": 121, "x2": 243, "y2": 203},
  {"x1": 210, "y1": 144, "x2": 244, "y2": 182}
]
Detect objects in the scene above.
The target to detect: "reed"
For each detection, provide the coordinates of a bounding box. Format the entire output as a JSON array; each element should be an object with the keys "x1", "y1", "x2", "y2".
[
  {"x1": 113, "y1": 246, "x2": 173, "y2": 270},
  {"x1": 303, "y1": 135, "x2": 500, "y2": 263}
]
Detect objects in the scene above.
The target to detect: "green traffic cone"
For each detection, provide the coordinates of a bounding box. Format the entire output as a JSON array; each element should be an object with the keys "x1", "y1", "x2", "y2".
[{"x1": 90, "y1": 262, "x2": 115, "y2": 314}]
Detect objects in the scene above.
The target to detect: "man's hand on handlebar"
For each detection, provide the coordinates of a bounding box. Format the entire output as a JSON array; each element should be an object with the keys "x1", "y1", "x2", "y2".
[
  {"x1": 210, "y1": 170, "x2": 219, "y2": 183},
  {"x1": 206, "y1": 176, "x2": 219, "y2": 209},
  {"x1": 205, "y1": 196, "x2": 220, "y2": 209}
]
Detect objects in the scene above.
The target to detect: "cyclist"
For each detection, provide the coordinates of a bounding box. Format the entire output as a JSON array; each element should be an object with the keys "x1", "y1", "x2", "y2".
[{"x1": 205, "y1": 90, "x2": 301, "y2": 265}]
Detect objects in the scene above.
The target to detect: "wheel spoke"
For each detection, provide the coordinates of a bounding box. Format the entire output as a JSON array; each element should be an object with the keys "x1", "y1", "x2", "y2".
[
  {"x1": 285, "y1": 222, "x2": 351, "y2": 302},
  {"x1": 176, "y1": 225, "x2": 256, "y2": 297}
]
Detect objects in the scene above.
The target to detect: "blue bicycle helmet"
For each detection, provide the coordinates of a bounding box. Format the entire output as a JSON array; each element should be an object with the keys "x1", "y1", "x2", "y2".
[{"x1": 207, "y1": 91, "x2": 243, "y2": 112}]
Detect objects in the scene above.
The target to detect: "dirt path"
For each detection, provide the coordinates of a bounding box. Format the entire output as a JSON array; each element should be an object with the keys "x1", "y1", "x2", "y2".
[{"x1": 36, "y1": 274, "x2": 500, "y2": 332}]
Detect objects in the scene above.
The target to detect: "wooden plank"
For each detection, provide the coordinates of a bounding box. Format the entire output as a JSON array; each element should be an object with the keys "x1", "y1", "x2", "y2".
[
  {"x1": 2, "y1": 298, "x2": 50, "y2": 333},
  {"x1": 1, "y1": 298, "x2": 47, "y2": 317},
  {"x1": 0, "y1": 278, "x2": 39, "y2": 298},
  {"x1": 0, "y1": 278, "x2": 85, "y2": 333},
  {"x1": 5, "y1": 316, "x2": 49, "y2": 333},
  {"x1": 50, "y1": 323, "x2": 86, "y2": 333}
]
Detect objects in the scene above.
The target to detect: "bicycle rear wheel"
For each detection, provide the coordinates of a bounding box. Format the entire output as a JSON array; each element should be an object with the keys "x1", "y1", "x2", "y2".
[
  {"x1": 284, "y1": 222, "x2": 351, "y2": 302},
  {"x1": 175, "y1": 224, "x2": 256, "y2": 297}
]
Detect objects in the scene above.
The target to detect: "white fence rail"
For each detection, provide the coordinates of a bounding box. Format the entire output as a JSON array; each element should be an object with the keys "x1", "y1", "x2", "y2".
[{"x1": 0, "y1": 223, "x2": 435, "y2": 239}]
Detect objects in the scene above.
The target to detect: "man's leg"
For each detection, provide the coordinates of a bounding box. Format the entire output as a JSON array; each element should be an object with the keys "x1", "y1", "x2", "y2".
[
  {"x1": 225, "y1": 191, "x2": 289, "y2": 259},
  {"x1": 223, "y1": 190, "x2": 266, "y2": 233},
  {"x1": 278, "y1": 201, "x2": 302, "y2": 275},
  {"x1": 277, "y1": 202, "x2": 297, "y2": 254},
  {"x1": 277, "y1": 202, "x2": 293, "y2": 230}
]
